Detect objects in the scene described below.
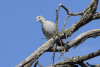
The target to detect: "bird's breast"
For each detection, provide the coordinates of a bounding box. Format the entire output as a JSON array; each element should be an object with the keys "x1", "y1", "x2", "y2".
[{"x1": 42, "y1": 22, "x2": 56, "y2": 39}]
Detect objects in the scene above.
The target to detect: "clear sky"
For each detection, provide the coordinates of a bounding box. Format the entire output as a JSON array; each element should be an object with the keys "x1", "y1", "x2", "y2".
[{"x1": 0, "y1": 0, "x2": 100, "y2": 67}]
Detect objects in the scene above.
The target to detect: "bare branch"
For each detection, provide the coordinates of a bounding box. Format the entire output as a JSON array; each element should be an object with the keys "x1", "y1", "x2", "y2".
[
  {"x1": 15, "y1": 37, "x2": 57, "y2": 67},
  {"x1": 59, "y1": 4, "x2": 83, "y2": 16},
  {"x1": 55, "y1": 4, "x2": 60, "y2": 35},
  {"x1": 45, "y1": 49, "x2": 100, "y2": 67},
  {"x1": 61, "y1": 15, "x2": 70, "y2": 33},
  {"x1": 92, "y1": 64, "x2": 100, "y2": 67},
  {"x1": 24, "y1": 59, "x2": 35, "y2": 67},
  {"x1": 33, "y1": 61, "x2": 38, "y2": 67},
  {"x1": 47, "y1": 46, "x2": 65, "y2": 52},
  {"x1": 16, "y1": 33, "x2": 66, "y2": 67},
  {"x1": 47, "y1": 29, "x2": 100, "y2": 52},
  {"x1": 93, "y1": 12, "x2": 100, "y2": 20},
  {"x1": 63, "y1": 0, "x2": 98, "y2": 38},
  {"x1": 78, "y1": 62, "x2": 88, "y2": 67},
  {"x1": 67, "y1": 29, "x2": 100, "y2": 49},
  {"x1": 79, "y1": 49, "x2": 100, "y2": 62}
]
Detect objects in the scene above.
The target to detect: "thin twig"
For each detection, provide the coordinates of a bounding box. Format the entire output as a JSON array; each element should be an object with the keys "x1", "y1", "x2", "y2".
[
  {"x1": 61, "y1": 15, "x2": 70, "y2": 33},
  {"x1": 53, "y1": 44, "x2": 57, "y2": 64},
  {"x1": 49, "y1": 44, "x2": 57, "y2": 65},
  {"x1": 55, "y1": 4, "x2": 61, "y2": 35}
]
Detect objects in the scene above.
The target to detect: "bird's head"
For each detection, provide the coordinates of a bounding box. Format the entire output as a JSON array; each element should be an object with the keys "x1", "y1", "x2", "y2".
[{"x1": 36, "y1": 16, "x2": 45, "y2": 22}]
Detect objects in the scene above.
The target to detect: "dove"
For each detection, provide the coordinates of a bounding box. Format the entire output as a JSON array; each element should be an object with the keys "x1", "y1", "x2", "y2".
[{"x1": 36, "y1": 16, "x2": 64, "y2": 46}]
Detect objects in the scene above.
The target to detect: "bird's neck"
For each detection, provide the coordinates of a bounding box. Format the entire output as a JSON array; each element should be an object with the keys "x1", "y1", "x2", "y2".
[{"x1": 41, "y1": 19, "x2": 46, "y2": 23}]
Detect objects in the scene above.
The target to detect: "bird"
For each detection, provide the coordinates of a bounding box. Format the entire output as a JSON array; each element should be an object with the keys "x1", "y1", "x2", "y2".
[{"x1": 36, "y1": 16, "x2": 65, "y2": 46}]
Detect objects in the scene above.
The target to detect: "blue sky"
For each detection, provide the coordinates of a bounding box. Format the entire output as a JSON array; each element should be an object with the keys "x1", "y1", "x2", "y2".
[{"x1": 0, "y1": 0, "x2": 100, "y2": 67}]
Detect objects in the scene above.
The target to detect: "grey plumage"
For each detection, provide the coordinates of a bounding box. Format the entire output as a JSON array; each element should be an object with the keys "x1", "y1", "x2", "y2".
[{"x1": 36, "y1": 16, "x2": 64, "y2": 46}]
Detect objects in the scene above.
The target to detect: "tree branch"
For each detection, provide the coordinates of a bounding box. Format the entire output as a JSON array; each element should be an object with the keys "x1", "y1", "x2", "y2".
[
  {"x1": 47, "y1": 29, "x2": 100, "y2": 52},
  {"x1": 93, "y1": 12, "x2": 100, "y2": 20},
  {"x1": 63, "y1": 0, "x2": 98, "y2": 38},
  {"x1": 44, "y1": 49, "x2": 100, "y2": 67},
  {"x1": 78, "y1": 62, "x2": 88, "y2": 67},
  {"x1": 15, "y1": 37, "x2": 58, "y2": 67}
]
